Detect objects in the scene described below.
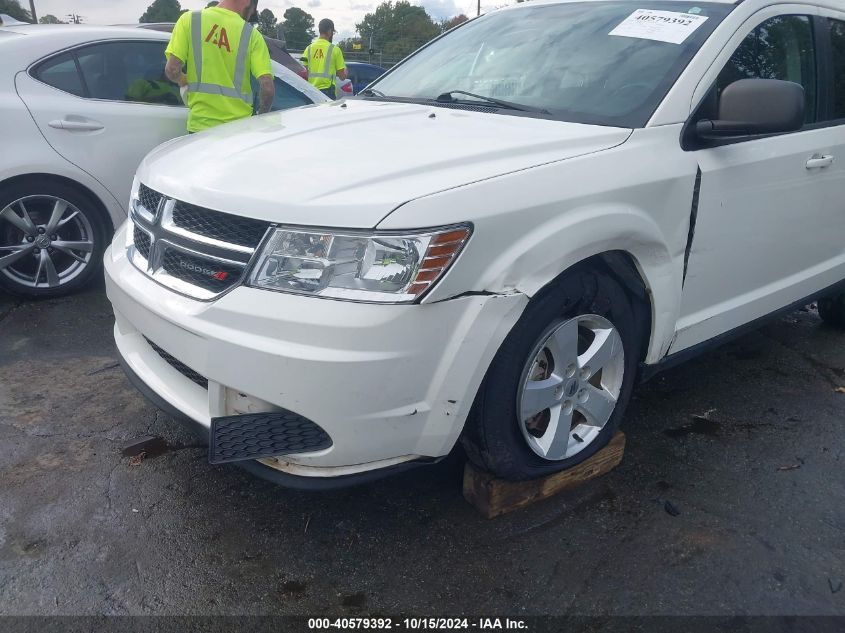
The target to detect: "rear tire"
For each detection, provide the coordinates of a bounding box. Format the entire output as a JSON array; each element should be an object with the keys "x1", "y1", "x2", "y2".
[
  {"x1": 462, "y1": 265, "x2": 645, "y2": 481},
  {"x1": 818, "y1": 293, "x2": 845, "y2": 329},
  {"x1": 0, "y1": 180, "x2": 109, "y2": 298}
]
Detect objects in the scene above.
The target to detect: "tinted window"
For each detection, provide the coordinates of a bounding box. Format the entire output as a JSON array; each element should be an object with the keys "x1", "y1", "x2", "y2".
[
  {"x1": 76, "y1": 41, "x2": 180, "y2": 105},
  {"x1": 250, "y1": 77, "x2": 312, "y2": 112},
  {"x1": 272, "y1": 78, "x2": 311, "y2": 110},
  {"x1": 830, "y1": 19, "x2": 845, "y2": 120},
  {"x1": 33, "y1": 52, "x2": 85, "y2": 97},
  {"x1": 717, "y1": 15, "x2": 816, "y2": 123},
  {"x1": 371, "y1": 2, "x2": 733, "y2": 127}
]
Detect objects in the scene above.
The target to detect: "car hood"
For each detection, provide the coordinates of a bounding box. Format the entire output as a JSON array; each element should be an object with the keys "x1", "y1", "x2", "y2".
[{"x1": 138, "y1": 99, "x2": 632, "y2": 228}]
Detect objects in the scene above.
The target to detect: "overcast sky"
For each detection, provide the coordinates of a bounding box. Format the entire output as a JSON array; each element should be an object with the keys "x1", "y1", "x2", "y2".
[{"x1": 31, "y1": 0, "x2": 490, "y2": 40}]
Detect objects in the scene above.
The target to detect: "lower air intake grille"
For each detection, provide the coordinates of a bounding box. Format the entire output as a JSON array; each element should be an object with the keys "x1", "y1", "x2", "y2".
[
  {"x1": 145, "y1": 337, "x2": 208, "y2": 389},
  {"x1": 209, "y1": 412, "x2": 333, "y2": 464}
]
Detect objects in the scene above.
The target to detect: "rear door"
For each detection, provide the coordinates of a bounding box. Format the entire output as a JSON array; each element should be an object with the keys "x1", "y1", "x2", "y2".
[{"x1": 15, "y1": 38, "x2": 187, "y2": 211}]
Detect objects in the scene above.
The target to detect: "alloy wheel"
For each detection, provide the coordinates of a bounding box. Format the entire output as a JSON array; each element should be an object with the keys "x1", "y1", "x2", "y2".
[
  {"x1": 0, "y1": 195, "x2": 95, "y2": 290},
  {"x1": 516, "y1": 314, "x2": 625, "y2": 461}
]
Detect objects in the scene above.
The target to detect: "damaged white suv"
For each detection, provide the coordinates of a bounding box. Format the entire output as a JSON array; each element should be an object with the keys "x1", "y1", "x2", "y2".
[{"x1": 105, "y1": 0, "x2": 845, "y2": 487}]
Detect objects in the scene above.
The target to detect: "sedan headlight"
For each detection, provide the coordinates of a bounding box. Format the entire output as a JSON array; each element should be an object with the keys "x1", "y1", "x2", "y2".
[{"x1": 248, "y1": 224, "x2": 471, "y2": 303}]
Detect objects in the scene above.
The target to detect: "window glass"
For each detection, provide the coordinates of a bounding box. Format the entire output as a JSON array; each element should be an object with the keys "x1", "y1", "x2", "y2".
[
  {"x1": 830, "y1": 19, "x2": 845, "y2": 120},
  {"x1": 76, "y1": 41, "x2": 181, "y2": 105},
  {"x1": 33, "y1": 52, "x2": 85, "y2": 97},
  {"x1": 717, "y1": 15, "x2": 816, "y2": 123},
  {"x1": 250, "y1": 77, "x2": 312, "y2": 112},
  {"x1": 371, "y1": 2, "x2": 733, "y2": 127},
  {"x1": 271, "y1": 78, "x2": 311, "y2": 110}
]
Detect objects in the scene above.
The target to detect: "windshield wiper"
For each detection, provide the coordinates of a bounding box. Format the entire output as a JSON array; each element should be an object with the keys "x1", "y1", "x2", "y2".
[
  {"x1": 360, "y1": 88, "x2": 388, "y2": 97},
  {"x1": 435, "y1": 90, "x2": 550, "y2": 114}
]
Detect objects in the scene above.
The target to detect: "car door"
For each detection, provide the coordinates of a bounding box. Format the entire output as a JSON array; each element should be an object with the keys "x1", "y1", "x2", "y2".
[
  {"x1": 671, "y1": 9, "x2": 845, "y2": 352},
  {"x1": 15, "y1": 38, "x2": 187, "y2": 212}
]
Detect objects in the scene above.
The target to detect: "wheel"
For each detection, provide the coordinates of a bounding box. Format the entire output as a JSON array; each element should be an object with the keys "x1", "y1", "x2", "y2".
[
  {"x1": 818, "y1": 293, "x2": 845, "y2": 328},
  {"x1": 462, "y1": 266, "x2": 645, "y2": 481},
  {"x1": 0, "y1": 181, "x2": 109, "y2": 297}
]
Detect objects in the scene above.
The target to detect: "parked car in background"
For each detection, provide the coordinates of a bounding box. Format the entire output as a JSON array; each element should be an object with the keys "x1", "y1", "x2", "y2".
[
  {"x1": 345, "y1": 62, "x2": 386, "y2": 95},
  {"x1": 0, "y1": 25, "x2": 328, "y2": 297},
  {"x1": 132, "y1": 22, "x2": 309, "y2": 81},
  {"x1": 107, "y1": 0, "x2": 845, "y2": 489}
]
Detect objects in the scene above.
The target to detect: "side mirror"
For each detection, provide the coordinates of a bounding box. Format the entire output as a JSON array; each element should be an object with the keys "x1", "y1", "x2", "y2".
[{"x1": 696, "y1": 78, "x2": 804, "y2": 140}]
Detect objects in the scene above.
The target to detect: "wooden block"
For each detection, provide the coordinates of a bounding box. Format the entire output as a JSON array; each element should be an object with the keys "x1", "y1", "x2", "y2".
[{"x1": 463, "y1": 432, "x2": 626, "y2": 518}]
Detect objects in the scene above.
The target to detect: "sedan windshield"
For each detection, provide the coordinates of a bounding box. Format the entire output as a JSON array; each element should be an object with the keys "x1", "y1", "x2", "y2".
[{"x1": 370, "y1": 2, "x2": 734, "y2": 127}]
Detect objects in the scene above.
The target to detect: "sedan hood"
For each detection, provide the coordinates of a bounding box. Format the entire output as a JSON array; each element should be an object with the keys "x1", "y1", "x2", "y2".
[{"x1": 138, "y1": 99, "x2": 632, "y2": 228}]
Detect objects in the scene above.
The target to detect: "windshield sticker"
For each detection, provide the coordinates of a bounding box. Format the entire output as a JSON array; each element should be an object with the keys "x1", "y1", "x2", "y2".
[{"x1": 609, "y1": 9, "x2": 709, "y2": 45}]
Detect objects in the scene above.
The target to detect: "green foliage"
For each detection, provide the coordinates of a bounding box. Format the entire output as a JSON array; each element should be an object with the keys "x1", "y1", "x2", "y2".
[
  {"x1": 281, "y1": 7, "x2": 315, "y2": 50},
  {"x1": 355, "y1": 1, "x2": 441, "y2": 61},
  {"x1": 0, "y1": 0, "x2": 31, "y2": 23},
  {"x1": 39, "y1": 14, "x2": 66, "y2": 24},
  {"x1": 257, "y1": 8, "x2": 277, "y2": 37},
  {"x1": 139, "y1": 0, "x2": 183, "y2": 24},
  {"x1": 206, "y1": 1, "x2": 219, "y2": 6}
]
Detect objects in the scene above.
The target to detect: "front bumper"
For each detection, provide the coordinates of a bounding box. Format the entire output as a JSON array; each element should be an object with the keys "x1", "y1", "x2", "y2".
[{"x1": 104, "y1": 222, "x2": 527, "y2": 481}]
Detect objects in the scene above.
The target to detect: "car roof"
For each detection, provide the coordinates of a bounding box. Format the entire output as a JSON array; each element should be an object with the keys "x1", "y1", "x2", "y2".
[
  {"x1": 500, "y1": 0, "x2": 741, "y2": 10},
  {"x1": 0, "y1": 24, "x2": 170, "y2": 40}
]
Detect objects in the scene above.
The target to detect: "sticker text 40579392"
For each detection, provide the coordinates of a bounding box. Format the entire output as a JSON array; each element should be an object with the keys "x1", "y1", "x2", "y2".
[{"x1": 609, "y1": 9, "x2": 709, "y2": 45}]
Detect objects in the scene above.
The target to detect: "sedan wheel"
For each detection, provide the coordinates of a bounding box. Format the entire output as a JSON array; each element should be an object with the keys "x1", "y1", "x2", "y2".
[{"x1": 0, "y1": 183, "x2": 108, "y2": 297}]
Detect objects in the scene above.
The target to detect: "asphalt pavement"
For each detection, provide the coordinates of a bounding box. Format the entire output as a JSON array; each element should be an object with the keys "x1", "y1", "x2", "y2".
[{"x1": 0, "y1": 281, "x2": 843, "y2": 617}]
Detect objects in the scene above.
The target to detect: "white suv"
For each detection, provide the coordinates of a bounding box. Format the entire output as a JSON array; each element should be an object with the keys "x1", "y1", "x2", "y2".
[{"x1": 105, "y1": 0, "x2": 845, "y2": 487}]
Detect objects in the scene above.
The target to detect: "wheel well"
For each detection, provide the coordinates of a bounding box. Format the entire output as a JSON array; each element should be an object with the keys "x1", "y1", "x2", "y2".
[
  {"x1": 546, "y1": 251, "x2": 653, "y2": 364},
  {"x1": 0, "y1": 173, "x2": 115, "y2": 236}
]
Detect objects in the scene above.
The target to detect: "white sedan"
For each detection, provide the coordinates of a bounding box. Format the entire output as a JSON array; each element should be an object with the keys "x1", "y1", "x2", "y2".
[{"x1": 0, "y1": 24, "x2": 328, "y2": 297}]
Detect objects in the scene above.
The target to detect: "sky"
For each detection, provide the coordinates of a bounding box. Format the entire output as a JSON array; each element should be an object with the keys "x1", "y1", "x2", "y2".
[{"x1": 30, "y1": 0, "x2": 490, "y2": 40}]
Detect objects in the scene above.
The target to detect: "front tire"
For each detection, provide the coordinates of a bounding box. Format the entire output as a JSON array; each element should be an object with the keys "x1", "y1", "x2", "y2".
[
  {"x1": 462, "y1": 266, "x2": 644, "y2": 481},
  {"x1": 0, "y1": 180, "x2": 109, "y2": 297}
]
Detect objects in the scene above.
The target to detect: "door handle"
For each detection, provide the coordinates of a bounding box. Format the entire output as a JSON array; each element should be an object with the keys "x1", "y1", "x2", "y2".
[
  {"x1": 806, "y1": 154, "x2": 834, "y2": 169},
  {"x1": 48, "y1": 119, "x2": 104, "y2": 131}
]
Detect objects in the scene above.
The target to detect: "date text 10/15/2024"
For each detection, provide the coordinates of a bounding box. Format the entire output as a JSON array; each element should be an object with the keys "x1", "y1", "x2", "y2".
[{"x1": 308, "y1": 618, "x2": 528, "y2": 630}]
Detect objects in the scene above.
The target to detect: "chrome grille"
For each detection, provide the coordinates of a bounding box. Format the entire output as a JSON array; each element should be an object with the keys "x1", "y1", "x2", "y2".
[
  {"x1": 127, "y1": 185, "x2": 270, "y2": 300},
  {"x1": 172, "y1": 201, "x2": 270, "y2": 248},
  {"x1": 138, "y1": 184, "x2": 163, "y2": 216},
  {"x1": 133, "y1": 226, "x2": 151, "y2": 260}
]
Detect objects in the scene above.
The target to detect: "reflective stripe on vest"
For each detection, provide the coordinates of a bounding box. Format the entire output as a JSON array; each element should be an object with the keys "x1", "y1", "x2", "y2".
[
  {"x1": 308, "y1": 43, "x2": 335, "y2": 80},
  {"x1": 187, "y1": 10, "x2": 254, "y2": 104}
]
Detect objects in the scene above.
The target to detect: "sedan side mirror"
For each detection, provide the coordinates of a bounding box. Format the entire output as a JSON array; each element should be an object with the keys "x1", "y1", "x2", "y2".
[{"x1": 696, "y1": 78, "x2": 805, "y2": 140}]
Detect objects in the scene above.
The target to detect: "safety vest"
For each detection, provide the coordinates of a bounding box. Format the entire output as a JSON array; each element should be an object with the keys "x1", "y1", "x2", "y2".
[
  {"x1": 303, "y1": 39, "x2": 338, "y2": 89},
  {"x1": 187, "y1": 10, "x2": 254, "y2": 104}
]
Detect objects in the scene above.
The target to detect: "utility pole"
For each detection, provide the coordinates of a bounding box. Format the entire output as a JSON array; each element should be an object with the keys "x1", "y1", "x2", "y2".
[
  {"x1": 477, "y1": 0, "x2": 480, "y2": 16},
  {"x1": 28, "y1": 0, "x2": 37, "y2": 23}
]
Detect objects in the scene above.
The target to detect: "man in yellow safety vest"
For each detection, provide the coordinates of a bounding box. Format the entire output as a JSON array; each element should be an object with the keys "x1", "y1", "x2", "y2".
[
  {"x1": 301, "y1": 18, "x2": 348, "y2": 99},
  {"x1": 164, "y1": 0, "x2": 275, "y2": 133}
]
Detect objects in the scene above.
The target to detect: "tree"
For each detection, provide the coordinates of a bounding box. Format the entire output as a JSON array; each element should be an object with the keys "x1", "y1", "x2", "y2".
[
  {"x1": 356, "y1": 1, "x2": 441, "y2": 61},
  {"x1": 39, "y1": 14, "x2": 66, "y2": 24},
  {"x1": 206, "y1": 1, "x2": 218, "y2": 6},
  {"x1": 139, "y1": 0, "x2": 183, "y2": 24},
  {"x1": 257, "y1": 8, "x2": 277, "y2": 37},
  {"x1": 281, "y1": 7, "x2": 315, "y2": 50},
  {"x1": 441, "y1": 14, "x2": 468, "y2": 32},
  {"x1": 0, "y1": 0, "x2": 31, "y2": 22}
]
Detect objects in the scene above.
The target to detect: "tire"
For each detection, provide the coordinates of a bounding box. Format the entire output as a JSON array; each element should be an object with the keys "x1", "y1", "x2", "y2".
[
  {"x1": 462, "y1": 265, "x2": 645, "y2": 481},
  {"x1": 0, "y1": 180, "x2": 110, "y2": 298},
  {"x1": 818, "y1": 293, "x2": 845, "y2": 329}
]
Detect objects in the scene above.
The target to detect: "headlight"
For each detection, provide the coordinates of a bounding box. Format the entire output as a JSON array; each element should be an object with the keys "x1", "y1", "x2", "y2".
[{"x1": 248, "y1": 224, "x2": 471, "y2": 303}]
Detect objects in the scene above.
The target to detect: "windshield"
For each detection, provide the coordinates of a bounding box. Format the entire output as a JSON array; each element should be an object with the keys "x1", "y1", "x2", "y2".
[{"x1": 370, "y1": 2, "x2": 733, "y2": 127}]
